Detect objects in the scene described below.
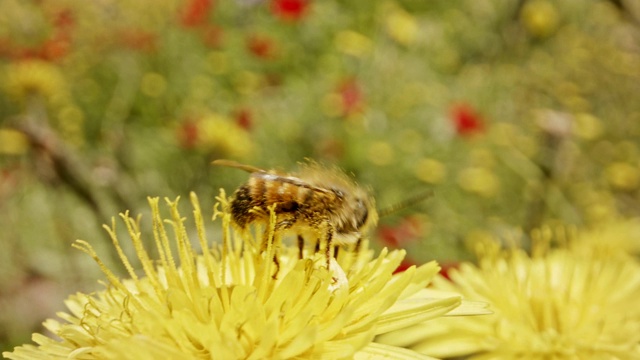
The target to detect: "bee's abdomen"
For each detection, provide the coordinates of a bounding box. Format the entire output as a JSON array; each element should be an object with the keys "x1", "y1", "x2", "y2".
[
  {"x1": 230, "y1": 173, "x2": 325, "y2": 228},
  {"x1": 230, "y1": 183, "x2": 255, "y2": 228},
  {"x1": 230, "y1": 174, "x2": 291, "y2": 227}
]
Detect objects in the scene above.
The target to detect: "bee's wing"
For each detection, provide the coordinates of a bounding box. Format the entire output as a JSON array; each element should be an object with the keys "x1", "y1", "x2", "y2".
[
  {"x1": 212, "y1": 159, "x2": 267, "y2": 173},
  {"x1": 270, "y1": 174, "x2": 332, "y2": 195},
  {"x1": 213, "y1": 159, "x2": 333, "y2": 195}
]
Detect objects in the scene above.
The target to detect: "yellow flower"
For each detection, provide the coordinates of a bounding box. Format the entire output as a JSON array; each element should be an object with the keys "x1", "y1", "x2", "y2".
[
  {"x1": 379, "y1": 235, "x2": 640, "y2": 359},
  {"x1": 0, "y1": 128, "x2": 29, "y2": 155},
  {"x1": 520, "y1": 0, "x2": 560, "y2": 39},
  {"x1": 197, "y1": 114, "x2": 253, "y2": 159},
  {"x1": 573, "y1": 113, "x2": 603, "y2": 141},
  {"x1": 457, "y1": 167, "x2": 500, "y2": 198},
  {"x1": 384, "y1": 6, "x2": 419, "y2": 46},
  {"x1": 4, "y1": 191, "x2": 477, "y2": 360},
  {"x1": 335, "y1": 30, "x2": 373, "y2": 58},
  {"x1": 569, "y1": 219, "x2": 640, "y2": 258},
  {"x1": 367, "y1": 141, "x2": 394, "y2": 167},
  {"x1": 605, "y1": 162, "x2": 640, "y2": 191},
  {"x1": 3, "y1": 60, "x2": 70, "y2": 107},
  {"x1": 233, "y1": 71, "x2": 263, "y2": 95},
  {"x1": 415, "y1": 158, "x2": 447, "y2": 185},
  {"x1": 140, "y1": 72, "x2": 168, "y2": 98}
]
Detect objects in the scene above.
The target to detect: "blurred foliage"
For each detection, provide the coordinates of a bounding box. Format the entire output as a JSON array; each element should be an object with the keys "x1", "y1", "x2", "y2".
[{"x1": 1, "y1": 0, "x2": 640, "y2": 352}]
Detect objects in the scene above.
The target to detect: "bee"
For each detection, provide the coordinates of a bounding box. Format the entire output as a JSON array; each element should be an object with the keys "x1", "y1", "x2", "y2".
[{"x1": 212, "y1": 159, "x2": 378, "y2": 268}]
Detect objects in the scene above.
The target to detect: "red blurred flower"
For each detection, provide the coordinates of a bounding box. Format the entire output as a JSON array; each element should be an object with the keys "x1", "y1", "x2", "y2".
[
  {"x1": 450, "y1": 103, "x2": 484, "y2": 136},
  {"x1": 378, "y1": 226, "x2": 400, "y2": 248},
  {"x1": 338, "y1": 78, "x2": 364, "y2": 116},
  {"x1": 0, "y1": 38, "x2": 11, "y2": 58},
  {"x1": 393, "y1": 259, "x2": 418, "y2": 274},
  {"x1": 0, "y1": 8, "x2": 76, "y2": 61},
  {"x1": 270, "y1": 0, "x2": 309, "y2": 21},
  {"x1": 40, "y1": 35, "x2": 71, "y2": 61},
  {"x1": 437, "y1": 262, "x2": 460, "y2": 281},
  {"x1": 234, "y1": 108, "x2": 253, "y2": 131},
  {"x1": 247, "y1": 35, "x2": 276, "y2": 59},
  {"x1": 14, "y1": 47, "x2": 39, "y2": 60},
  {"x1": 181, "y1": 0, "x2": 214, "y2": 27},
  {"x1": 199, "y1": 24, "x2": 223, "y2": 48},
  {"x1": 264, "y1": 73, "x2": 283, "y2": 87},
  {"x1": 177, "y1": 120, "x2": 200, "y2": 149},
  {"x1": 118, "y1": 29, "x2": 158, "y2": 52},
  {"x1": 378, "y1": 216, "x2": 423, "y2": 248},
  {"x1": 53, "y1": 9, "x2": 75, "y2": 30},
  {"x1": 1, "y1": 166, "x2": 20, "y2": 199},
  {"x1": 7, "y1": 36, "x2": 70, "y2": 61},
  {"x1": 316, "y1": 137, "x2": 345, "y2": 161}
]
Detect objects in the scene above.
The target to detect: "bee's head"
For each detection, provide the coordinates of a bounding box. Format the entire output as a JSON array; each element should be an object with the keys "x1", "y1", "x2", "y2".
[
  {"x1": 335, "y1": 190, "x2": 378, "y2": 243},
  {"x1": 353, "y1": 195, "x2": 377, "y2": 232}
]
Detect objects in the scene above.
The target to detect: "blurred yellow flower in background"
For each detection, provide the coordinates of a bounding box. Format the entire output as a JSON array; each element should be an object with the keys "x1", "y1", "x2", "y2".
[
  {"x1": 457, "y1": 167, "x2": 500, "y2": 198},
  {"x1": 605, "y1": 162, "x2": 640, "y2": 191},
  {"x1": 384, "y1": 5, "x2": 419, "y2": 46},
  {"x1": 3, "y1": 60, "x2": 70, "y2": 107},
  {"x1": 415, "y1": 158, "x2": 447, "y2": 185},
  {"x1": 569, "y1": 219, "x2": 640, "y2": 258},
  {"x1": 377, "y1": 228, "x2": 640, "y2": 359},
  {"x1": 573, "y1": 113, "x2": 603, "y2": 141},
  {"x1": 0, "y1": 128, "x2": 29, "y2": 155},
  {"x1": 140, "y1": 72, "x2": 168, "y2": 98},
  {"x1": 520, "y1": 0, "x2": 561, "y2": 39},
  {"x1": 190, "y1": 114, "x2": 254, "y2": 159},
  {"x1": 367, "y1": 141, "x2": 394, "y2": 167},
  {"x1": 4, "y1": 191, "x2": 487, "y2": 360},
  {"x1": 335, "y1": 30, "x2": 373, "y2": 58}
]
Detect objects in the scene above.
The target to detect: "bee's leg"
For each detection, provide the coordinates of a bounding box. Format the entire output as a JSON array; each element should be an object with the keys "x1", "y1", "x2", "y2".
[
  {"x1": 334, "y1": 245, "x2": 340, "y2": 260},
  {"x1": 272, "y1": 252, "x2": 280, "y2": 279},
  {"x1": 297, "y1": 235, "x2": 305, "y2": 259},
  {"x1": 314, "y1": 238, "x2": 321, "y2": 253},
  {"x1": 270, "y1": 216, "x2": 297, "y2": 278},
  {"x1": 325, "y1": 227, "x2": 333, "y2": 270},
  {"x1": 271, "y1": 231, "x2": 288, "y2": 279},
  {"x1": 275, "y1": 218, "x2": 295, "y2": 230}
]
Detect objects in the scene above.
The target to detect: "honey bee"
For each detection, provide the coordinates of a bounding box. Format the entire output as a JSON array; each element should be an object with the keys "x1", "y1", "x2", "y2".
[{"x1": 213, "y1": 159, "x2": 378, "y2": 267}]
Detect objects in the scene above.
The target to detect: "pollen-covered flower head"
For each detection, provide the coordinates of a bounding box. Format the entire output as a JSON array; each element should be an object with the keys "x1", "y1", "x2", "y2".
[
  {"x1": 378, "y1": 228, "x2": 640, "y2": 359},
  {"x1": 4, "y1": 191, "x2": 476, "y2": 360}
]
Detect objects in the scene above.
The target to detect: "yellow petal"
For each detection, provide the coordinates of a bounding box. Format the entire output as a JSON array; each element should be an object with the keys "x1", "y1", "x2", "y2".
[
  {"x1": 375, "y1": 295, "x2": 461, "y2": 334},
  {"x1": 356, "y1": 342, "x2": 438, "y2": 360}
]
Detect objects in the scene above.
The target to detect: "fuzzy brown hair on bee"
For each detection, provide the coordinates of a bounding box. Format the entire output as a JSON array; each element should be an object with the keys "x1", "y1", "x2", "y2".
[{"x1": 212, "y1": 159, "x2": 378, "y2": 268}]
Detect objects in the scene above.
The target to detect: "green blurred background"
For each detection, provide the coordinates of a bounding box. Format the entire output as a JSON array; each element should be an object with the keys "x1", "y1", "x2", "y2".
[{"x1": 1, "y1": 0, "x2": 639, "y2": 352}]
